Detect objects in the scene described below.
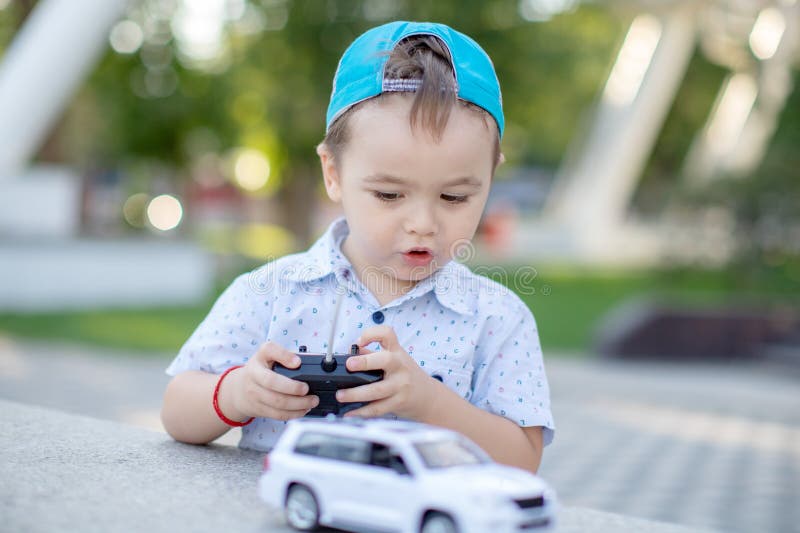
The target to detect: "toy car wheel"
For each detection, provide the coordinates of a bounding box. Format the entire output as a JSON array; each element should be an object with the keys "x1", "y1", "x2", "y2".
[
  {"x1": 285, "y1": 484, "x2": 320, "y2": 531},
  {"x1": 421, "y1": 512, "x2": 458, "y2": 533}
]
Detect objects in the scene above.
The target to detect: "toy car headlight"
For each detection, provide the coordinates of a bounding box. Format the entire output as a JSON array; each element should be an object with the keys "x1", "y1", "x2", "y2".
[{"x1": 470, "y1": 491, "x2": 512, "y2": 507}]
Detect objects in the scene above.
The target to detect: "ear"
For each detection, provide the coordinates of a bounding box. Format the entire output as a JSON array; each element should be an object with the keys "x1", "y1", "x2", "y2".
[
  {"x1": 490, "y1": 151, "x2": 506, "y2": 182},
  {"x1": 317, "y1": 143, "x2": 342, "y2": 203}
]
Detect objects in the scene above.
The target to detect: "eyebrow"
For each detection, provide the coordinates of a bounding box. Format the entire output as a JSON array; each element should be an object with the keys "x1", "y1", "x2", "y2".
[{"x1": 363, "y1": 174, "x2": 483, "y2": 188}]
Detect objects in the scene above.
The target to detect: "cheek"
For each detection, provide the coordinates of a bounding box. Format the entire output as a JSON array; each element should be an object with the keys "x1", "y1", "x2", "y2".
[
  {"x1": 347, "y1": 203, "x2": 390, "y2": 242},
  {"x1": 442, "y1": 206, "x2": 485, "y2": 249},
  {"x1": 459, "y1": 196, "x2": 489, "y2": 229}
]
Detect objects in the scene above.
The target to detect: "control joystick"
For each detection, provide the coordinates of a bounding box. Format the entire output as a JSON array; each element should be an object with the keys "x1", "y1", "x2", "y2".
[{"x1": 273, "y1": 343, "x2": 383, "y2": 417}]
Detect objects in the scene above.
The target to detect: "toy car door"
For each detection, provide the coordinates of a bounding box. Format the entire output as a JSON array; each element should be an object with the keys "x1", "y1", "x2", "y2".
[{"x1": 347, "y1": 442, "x2": 417, "y2": 529}]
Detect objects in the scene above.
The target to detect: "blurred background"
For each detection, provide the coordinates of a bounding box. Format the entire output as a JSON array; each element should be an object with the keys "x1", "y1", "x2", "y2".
[{"x1": 0, "y1": 1, "x2": 798, "y2": 532}]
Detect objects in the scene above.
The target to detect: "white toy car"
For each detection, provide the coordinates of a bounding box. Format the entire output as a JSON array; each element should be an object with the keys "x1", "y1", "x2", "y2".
[{"x1": 258, "y1": 417, "x2": 556, "y2": 533}]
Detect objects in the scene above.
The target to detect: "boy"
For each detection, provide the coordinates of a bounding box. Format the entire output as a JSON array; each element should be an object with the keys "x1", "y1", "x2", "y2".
[{"x1": 161, "y1": 21, "x2": 554, "y2": 473}]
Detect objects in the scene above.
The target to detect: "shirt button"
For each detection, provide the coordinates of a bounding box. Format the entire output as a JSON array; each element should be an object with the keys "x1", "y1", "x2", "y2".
[{"x1": 371, "y1": 311, "x2": 385, "y2": 324}]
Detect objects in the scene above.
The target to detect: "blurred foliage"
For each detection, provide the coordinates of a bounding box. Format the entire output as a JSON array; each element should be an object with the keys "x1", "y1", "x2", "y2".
[
  {"x1": 2, "y1": 2, "x2": 797, "y2": 356},
  {"x1": 0, "y1": 306, "x2": 209, "y2": 355},
  {"x1": 0, "y1": 1, "x2": 33, "y2": 39},
  {"x1": 79, "y1": 0, "x2": 622, "y2": 167},
  {"x1": 634, "y1": 51, "x2": 729, "y2": 215},
  {"x1": 524, "y1": 263, "x2": 800, "y2": 351},
  {"x1": 1, "y1": 263, "x2": 795, "y2": 354},
  {"x1": 2, "y1": 0, "x2": 624, "y2": 242},
  {"x1": 678, "y1": 76, "x2": 800, "y2": 275},
  {"x1": 1, "y1": 0, "x2": 797, "y2": 254},
  {"x1": 652, "y1": 67, "x2": 800, "y2": 276}
]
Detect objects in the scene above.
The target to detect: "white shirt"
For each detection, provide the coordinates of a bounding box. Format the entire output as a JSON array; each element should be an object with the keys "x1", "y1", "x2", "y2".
[{"x1": 167, "y1": 217, "x2": 554, "y2": 450}]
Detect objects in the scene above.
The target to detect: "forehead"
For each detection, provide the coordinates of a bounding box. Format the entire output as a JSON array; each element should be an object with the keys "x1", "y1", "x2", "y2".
[{"x1": 341, "y1": 95, "x2": 496, "y2": 183}]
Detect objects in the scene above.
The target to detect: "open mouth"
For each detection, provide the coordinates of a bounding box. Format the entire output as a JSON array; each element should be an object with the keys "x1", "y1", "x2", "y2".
[{"x1": 402, "y1": 248, "x2": 434, "y2": 266}]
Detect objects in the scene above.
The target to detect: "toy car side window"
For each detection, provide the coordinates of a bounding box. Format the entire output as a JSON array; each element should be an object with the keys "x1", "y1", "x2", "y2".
[
  {"x1": 370, "y1": 443, "x2": 392, "y2": 468},
  {"x1": 414, "y1": 438, "x2": 487, "y2": 468},
  {"x1": 389, "y1": 454, "x2": 410, "y2": 475},
  {"x1": 294, "y1": 431, "x2": 325, "y2": 456},
  {"x1": 294, "y1": 431, "x2": 370, "y2": 464},
  {"x1": 370, "y1": 443, "x2": 410, "y2": 475}
]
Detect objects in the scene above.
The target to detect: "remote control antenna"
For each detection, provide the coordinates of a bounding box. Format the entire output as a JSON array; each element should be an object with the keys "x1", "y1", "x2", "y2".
[{"x1": 325, "y1": 292, "x2": 344, "y2": 365}]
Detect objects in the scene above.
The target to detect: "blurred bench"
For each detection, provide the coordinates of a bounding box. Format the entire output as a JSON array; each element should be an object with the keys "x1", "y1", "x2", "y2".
[{"x1": 595, "y1": 298, "x2": 800, "y2": 360}]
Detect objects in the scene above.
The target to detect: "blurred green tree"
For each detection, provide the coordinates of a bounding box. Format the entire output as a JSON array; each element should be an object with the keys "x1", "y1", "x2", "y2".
[
  {"x1": 5, "y1": 0, "x2": 621, "y2": 243},
  {"x1": 680, "y1": 72, "x2": 800, "y2": 282},
  {"x1": 2, "y1": 0, "x2": 796, "y2": 262}
]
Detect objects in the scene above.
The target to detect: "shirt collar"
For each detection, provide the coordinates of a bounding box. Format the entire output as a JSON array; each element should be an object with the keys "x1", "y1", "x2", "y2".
[
  {"x1": 280, "y1": 217, "x2": 352, "y2": 285},
  {"x1": 281, "y1": 217, "x2": 477, "y2": 316},
  {"x1": 394, "y1": 260, "x2": 476, "y2": 316}
]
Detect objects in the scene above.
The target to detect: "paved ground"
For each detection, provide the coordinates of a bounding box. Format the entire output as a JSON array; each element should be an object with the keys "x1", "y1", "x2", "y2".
[{"x1": 1, "y1": 335, "x2": 798, "y2": 533}]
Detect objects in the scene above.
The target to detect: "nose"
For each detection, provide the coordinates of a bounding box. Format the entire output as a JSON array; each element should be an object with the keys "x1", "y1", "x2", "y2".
[{"x1": 403, "y1": 200, "x2": 438, "y2": 236}]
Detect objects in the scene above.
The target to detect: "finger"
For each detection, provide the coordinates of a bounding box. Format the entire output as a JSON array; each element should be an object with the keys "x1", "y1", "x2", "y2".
[
  {"x1": 258, "y1": 405, "x2": 316, "y2": 422},
  {"x1": 346, "y1": 349, "x2": 392, "y2": 372},
  {"x1": 254, "y1": 368, "x2": 309, "y2": 396},
  {"x1": 336, "y1": 380, "x2": 391, "y2": 404},
  {"x1": 357, "y1": 325, "x2": 401, "y2": 352},
  {"x1": 246, "y1": 354, "x2": 308, "y2": 396},
  {"x1": 255, "y1": 342, "x2": 301, "y2": 369},
  {"x1": 343, "y1": 398, "x2": 394, "y2": 419},
  {"x1": 354, "y1": 346, "x2": 375, "y2": 355},
  {"x1": 240, "y1": 375, "x2": 314, "y2": 414},
  {"x1": 258, "y1": 389, "x2": 319, "y2": 413}
]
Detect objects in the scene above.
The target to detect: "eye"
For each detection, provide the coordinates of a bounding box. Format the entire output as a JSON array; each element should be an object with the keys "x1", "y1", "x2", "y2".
[
  {"x1": 441, "y1": 194, "x2": 469, "y2": 204},
  {"x1": 373, "y1": 191, "x2": 401, "y2": 202}
]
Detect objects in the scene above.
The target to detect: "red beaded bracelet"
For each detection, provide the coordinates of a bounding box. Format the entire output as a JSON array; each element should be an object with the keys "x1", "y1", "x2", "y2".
[{"x1": 212, "y1": 365, "x2": 254, "y2": 427}]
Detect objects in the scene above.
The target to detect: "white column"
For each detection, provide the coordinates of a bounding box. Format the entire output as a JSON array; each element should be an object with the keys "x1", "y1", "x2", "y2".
[
  {"x1": 684, "y1": 2, "x2": 799, "y2": 184},
  {"x1": 0, "y1": 0, "x2": 129, "y2": 180},
  {"x1": 544, "y1": 3, "x2": 698, "y2": 255}
]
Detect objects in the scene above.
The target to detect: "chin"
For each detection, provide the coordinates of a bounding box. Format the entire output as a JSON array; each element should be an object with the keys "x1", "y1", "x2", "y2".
[{"x1": 404, "y1": 266, "x2": 437, "y2": 281}]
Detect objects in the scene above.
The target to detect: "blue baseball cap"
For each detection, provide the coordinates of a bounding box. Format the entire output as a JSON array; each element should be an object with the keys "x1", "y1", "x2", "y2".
[{"x1": 326, "y1": 21, "x2": 504, "y2": 138}]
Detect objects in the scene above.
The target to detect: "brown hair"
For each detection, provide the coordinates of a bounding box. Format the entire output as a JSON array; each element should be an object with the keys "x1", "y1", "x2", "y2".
[{"x1": 323, "y1": 35, "x2": 501, "y2": 169}]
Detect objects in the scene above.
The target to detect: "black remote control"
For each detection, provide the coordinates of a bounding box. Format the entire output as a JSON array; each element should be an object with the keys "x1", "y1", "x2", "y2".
[{"x1": 273, "y1": 344, "x2": 383, "y2": 417}]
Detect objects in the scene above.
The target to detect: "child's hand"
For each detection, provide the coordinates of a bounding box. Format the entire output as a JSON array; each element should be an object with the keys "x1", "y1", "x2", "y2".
[
  {"x1": 337, "y1": 325, "x2": 436, "y2": 420},
  {"x1": 224, "y1": 342, "x2": 319, "y2": 421}
]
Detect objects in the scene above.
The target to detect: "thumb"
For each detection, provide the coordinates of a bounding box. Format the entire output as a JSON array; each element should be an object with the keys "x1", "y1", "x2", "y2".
[
  {"x1": 357, "y1": 325, "x2": 401, "y2": 352},
  {"x1": 256, "y1": 342, "x2": 301, "y2": 369}
]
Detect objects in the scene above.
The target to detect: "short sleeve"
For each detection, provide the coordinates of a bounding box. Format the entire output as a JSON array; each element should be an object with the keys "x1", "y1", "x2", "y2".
[
  {"x1": 166, "y1": 272, "x2": 271, "y2": 376},
  {"x1": 471, "y1": 298, "x2": 555, "y2": 446}
]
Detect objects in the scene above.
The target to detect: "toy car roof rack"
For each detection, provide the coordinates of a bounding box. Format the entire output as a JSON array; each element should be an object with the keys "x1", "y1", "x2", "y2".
[{"x1": 291, "y1": 416, "x2": 450, "y2": 436}]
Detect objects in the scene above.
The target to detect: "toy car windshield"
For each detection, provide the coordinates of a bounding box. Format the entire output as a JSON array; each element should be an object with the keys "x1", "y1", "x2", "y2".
[{"x1": 413, "y1": 438, "x2": 490, "y2": 469}]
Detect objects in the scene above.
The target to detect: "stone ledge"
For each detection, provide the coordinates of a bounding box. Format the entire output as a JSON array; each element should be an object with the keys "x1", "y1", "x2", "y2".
[{"x1": 0, "y1": 399, "x2": 712, "y2": 533}]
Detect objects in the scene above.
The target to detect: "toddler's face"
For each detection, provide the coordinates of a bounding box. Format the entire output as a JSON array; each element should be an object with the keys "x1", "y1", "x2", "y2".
[{"x1": 320, "y1": 94, "x2": 496, "y2": 298}]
